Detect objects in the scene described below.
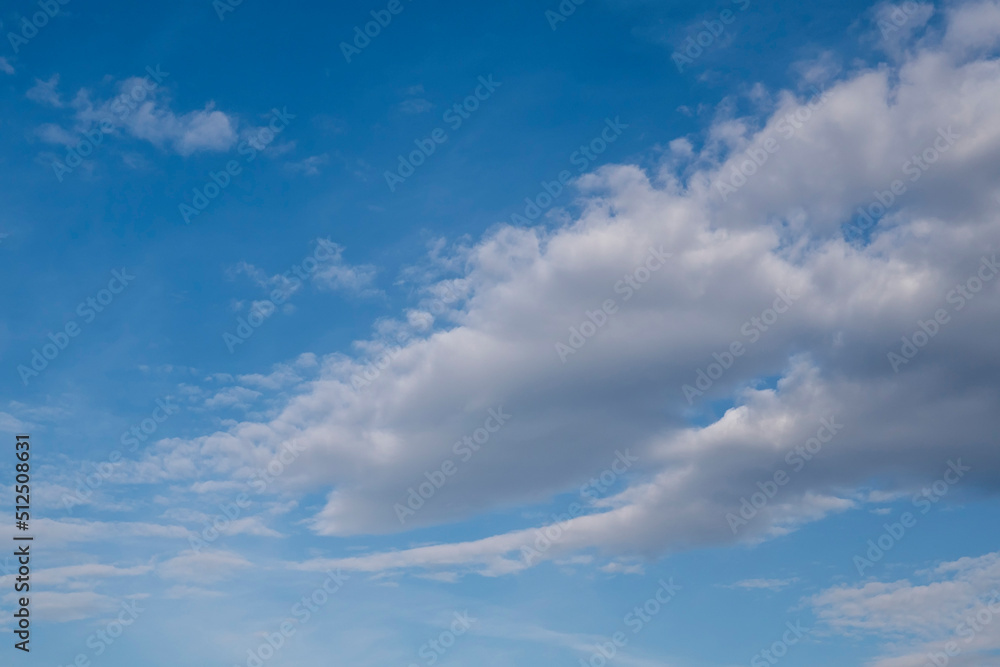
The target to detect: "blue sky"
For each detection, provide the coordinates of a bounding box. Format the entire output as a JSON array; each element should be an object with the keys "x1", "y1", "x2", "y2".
[{"x1": 2, "y1": 0, "x2": 1000, "y2": 665}]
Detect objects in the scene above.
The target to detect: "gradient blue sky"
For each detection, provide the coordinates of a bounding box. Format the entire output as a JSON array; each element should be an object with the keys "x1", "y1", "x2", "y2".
[{"x1": 2, "y1": 1, "x2": 1000, "y2": 666}]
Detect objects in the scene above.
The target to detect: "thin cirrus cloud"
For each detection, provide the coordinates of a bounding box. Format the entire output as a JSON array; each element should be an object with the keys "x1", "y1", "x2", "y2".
[{"x1": 811, "y1": 550, "x2": 1000, "y2": 666}]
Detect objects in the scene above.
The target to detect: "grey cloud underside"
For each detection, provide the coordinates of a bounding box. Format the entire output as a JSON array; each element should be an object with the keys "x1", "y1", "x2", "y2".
[{"x1": 140, "y1": 1, "x2": 1000, "y2": 574}]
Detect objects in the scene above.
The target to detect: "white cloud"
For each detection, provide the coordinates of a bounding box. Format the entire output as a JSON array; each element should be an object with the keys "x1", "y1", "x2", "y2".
[
  {"x1": 725, "y1": 577, "x2": 799, "y2": 591},
  {"x1": 0, "y1": 591, "x2": 117, "y2": 622},
  {"x1": 0, "y1": 57, "x2": 13, "y2": 75},
  {"x1": 308, "y1": 242, "x2": 380, "y2": 296},
  {"x1": 286, "y1": 153, "x2": 329, "y2": 175},
  {"x1": 204, "y1": 386, "x2": 262, "y2": 411},
  {"x1": 132, "y1": 2, "x2": 1000, "y2": 577},
  {"x1": 158, "y1": 550, "x2": 253, "y2": 584},
  {"x1": 0, "y1": 412, "x2": 29, "y2": 433},
  {"x1": 232, "y1": 243, "x2": 380, "y2": 301},
  {"x1": 31, "y1": 518, "x2": 192, "y2": 545},
  {"x1": 37, "y1": 74, "x2": 238, "y2": 155},
  {"x1": 0, "y1": 563, "x2": 152, "y2": 590},
  {"x1": 399, "y1": 98, "x2": 434, "y2": 114},
  {"x1": 164, "y1": 585, "x2": 225, "y2": 599},
  {"x1": 812, "y1": 551, "x2": 1000, "y2": 666},
  {"x1": 35, "y1": 122, "x2": 78, "y2": 146},
  {"x1": 26, "y1": 74, "x2": 62, "y2": 107}
]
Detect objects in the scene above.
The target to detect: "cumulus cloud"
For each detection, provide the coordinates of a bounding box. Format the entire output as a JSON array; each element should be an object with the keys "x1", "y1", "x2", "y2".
[{"x1": 131, "y1": 1, "x2": 1000, "y2": 577}]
